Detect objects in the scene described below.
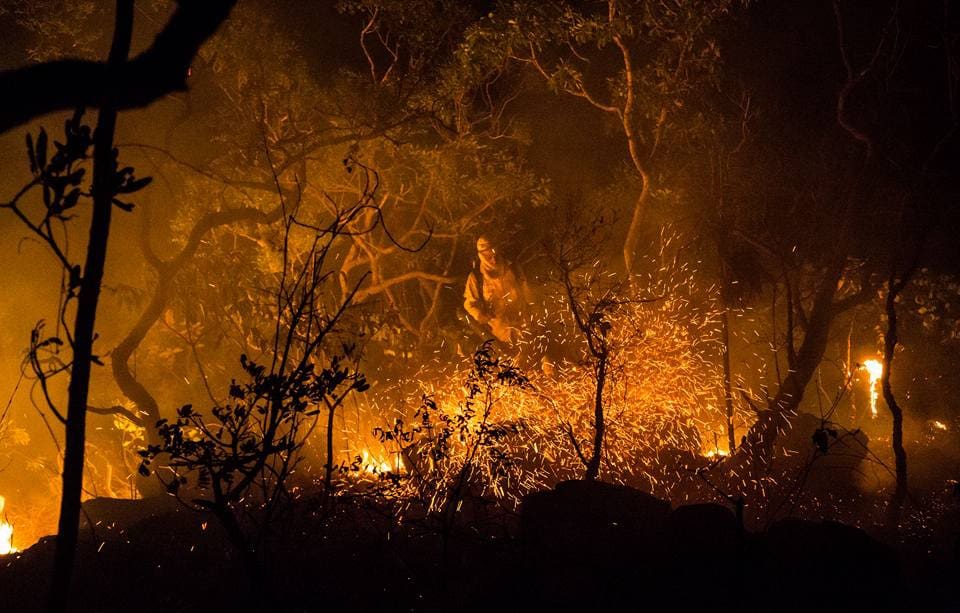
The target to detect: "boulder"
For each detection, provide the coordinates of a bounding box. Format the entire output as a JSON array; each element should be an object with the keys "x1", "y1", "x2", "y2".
[
  {"x1": 520, "y1": 480, "x2": 671, "y2": 607},
  {"x1": 670, "y1": 502, "x2": 739, "y2": 556},
  {"x1": 752, "y1": 518, "x2": 901, "y2": 609},
  {"x1": 522, "y1": 479, "x2": 671, "y2": 557}
]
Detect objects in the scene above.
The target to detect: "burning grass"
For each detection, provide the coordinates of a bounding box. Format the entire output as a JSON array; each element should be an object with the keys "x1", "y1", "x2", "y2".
[{"x1": 326, "y1": 251, "x2": 730, "y2": 515}]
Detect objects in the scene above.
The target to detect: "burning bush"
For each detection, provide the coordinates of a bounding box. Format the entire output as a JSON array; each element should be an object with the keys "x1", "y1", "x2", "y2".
[{"x1": 374, "y1": 341, "x2": 531, "y2": 528}]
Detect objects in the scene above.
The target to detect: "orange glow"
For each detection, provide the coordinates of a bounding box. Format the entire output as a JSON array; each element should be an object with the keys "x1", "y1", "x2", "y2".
[
  {"x1": 359, "y1": 448, "x2": 396, "y2": 474},
  {"x1": 862, "y1": 359, "x2": 883, "y2": 418},
  {"x1": 0, "y1": 496, "x2": 15, "y2": 555}
]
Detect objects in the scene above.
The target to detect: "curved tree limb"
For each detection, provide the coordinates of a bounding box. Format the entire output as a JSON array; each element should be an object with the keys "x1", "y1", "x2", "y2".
[
  {"x1": 112, "y1": 203, "x2": 282, "y2": 445},
  {"x1": 0, "y1": 0, "x2": 237, "y2": 134},
  {"x1": 87, "y1": 403, "x2": 144, "y2": 426}
]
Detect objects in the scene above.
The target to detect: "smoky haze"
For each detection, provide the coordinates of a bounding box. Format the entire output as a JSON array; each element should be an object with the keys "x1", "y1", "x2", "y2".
[{"x1": 0, "y1": 2, "x2": 957, "y2": 610}]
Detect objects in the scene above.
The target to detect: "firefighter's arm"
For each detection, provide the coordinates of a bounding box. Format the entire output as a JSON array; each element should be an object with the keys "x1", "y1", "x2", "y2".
[{"x1": 463, "y1": 274, "x2": 491, "y2": 323}]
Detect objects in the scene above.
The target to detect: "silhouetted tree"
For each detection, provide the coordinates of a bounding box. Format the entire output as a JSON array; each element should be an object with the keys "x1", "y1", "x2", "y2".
[
  {"x1": 0, "y1": 1, "x2": 239, "y2": 606},
  {"x1": 721, "y1": 0, "x2": 958, "y2": 477},
  {"x1": 0, "y1": 0, "x2": 237, "y2": 134},
  {"x1": 2, "y1": 47, "x2": 153, "y2": 613},
  {"x1": 138, "y1": 164, "x2": 378, "y2": 596}
]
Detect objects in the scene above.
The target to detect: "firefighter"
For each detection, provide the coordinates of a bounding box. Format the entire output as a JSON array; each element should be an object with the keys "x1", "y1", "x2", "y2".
[{"x1": 463, "y1": 235, "x2": 531, "y2": 345}]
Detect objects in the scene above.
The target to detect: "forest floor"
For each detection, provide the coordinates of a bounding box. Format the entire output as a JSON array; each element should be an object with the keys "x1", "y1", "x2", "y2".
[{"x1": 1, "y1": 478, "x2": 958, "y2": 612}]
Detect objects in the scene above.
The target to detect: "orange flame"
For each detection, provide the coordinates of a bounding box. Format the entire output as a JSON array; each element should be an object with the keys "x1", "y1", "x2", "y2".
[
  {"x1": 0, "y1": 495, "x2": 15, "y2": 555},
  {"x1": 862, "y1": 359, "x2": 883, "y2": 418},
  {"x1": 360, "y1": 448, "x2": 396, "y2": 474}
]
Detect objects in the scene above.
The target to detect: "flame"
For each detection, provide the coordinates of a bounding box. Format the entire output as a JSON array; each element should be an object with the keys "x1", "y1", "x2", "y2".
[
  {"x1": 360, "y1": 448, "x2": 395, "y2": 474},
  {"x1": 862, "y1": 359, "x2": 883, "y2": 418},
  {"x1": 0, "y1": 495, "x2": 15, "y2": 555},
  {"x1": 931, "y1": 420, "x2": 948, "y2": 431}
]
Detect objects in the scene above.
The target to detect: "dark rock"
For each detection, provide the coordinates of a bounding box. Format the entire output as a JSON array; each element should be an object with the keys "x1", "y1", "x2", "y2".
[
  {"x1": 520, "y1": 479, "x2": 671, "y2": 607},
  {"x1": 752, "y1": 518, "x2": 902, "y2": 610},
  {"x1": 774, "y1": 412, "x2": 869, "y2": 497},
  {"x1": 670, "y1": 502, "x2": 739, "y2": 555},
  {"x1": 522, "y1": 479, "x2": 671, "y2": 556},
  {"x1": 79, "y1": 495, "x2": 179, "y2": 531}
]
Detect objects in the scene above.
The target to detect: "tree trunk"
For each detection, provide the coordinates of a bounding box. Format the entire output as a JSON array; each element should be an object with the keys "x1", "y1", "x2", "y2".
[
  {"x1": 882, "y1": 276, "x2": 908, "y2": 531},
  {"x1": 49, "y1": 3, "x2": 133, "y2": 611},
  {"x1": 622, "y1": 167, "x2": 649, "y2": 279},
  {"x1": 110, "y1": 280, "x2": 166, "y2": 498},
  {"x1": 584, "y1": 353, "x2": 607, "y2": 480},
  {"x1": 722, "y1": 308, "x2": 736, "y2": 453},
  {"x1": 324, "y1": 402, "x2": 337, "y2": 490},
  {"x1": 111, "y1": 277, "x2": 167, "y2": 437},
  {"x1": 737, "y1": 262, "x2": 843, "y2": 471}
]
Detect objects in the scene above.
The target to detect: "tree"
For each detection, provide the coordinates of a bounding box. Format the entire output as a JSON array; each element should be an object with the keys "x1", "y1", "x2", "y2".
[
  {"x1": 545, "y1": 212, "x2": 621, "y2": 480},
  {"x1": 0, "y1": 1, "x2": 237, "y2": 607},
  {"x1": 716, "y1": 0, "x2": 958, "y2": 483},
  {"x1": 460, "y1": 0, "x2": 737, "y2": 276},
  {"x1": 533, "y1": 201, "x2": 724, "y2": 487},
  {"x1": 0, "y1": 0, "x2": 237, "y2": 134},
  {"x1": 2, "y1": 52, "x2": 150, "y2": 613},
  {"x1": 137, "y1": 161, "x2": 380, "y2": 599},
  {"x1": 880, "y1": 256, "x2": 916, "y2": 531}
]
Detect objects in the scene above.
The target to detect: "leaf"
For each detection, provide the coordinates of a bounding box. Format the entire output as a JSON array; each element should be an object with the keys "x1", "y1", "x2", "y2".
[
  {"x1": 67, "y1": 168, "x2": 85, "y2": 186},
  {"x1": 36, "y1": 129, "x2": 48, "y2": 169},
  {"x1": 138, "y1": 463, "x2": 151, "y2": 477},
  {"x1": 69, "y1": 265, "x2": 82, "y2": 290},
  {"x1": 119, "y1": 176, "x2": 152, "y2": 194},
  {"x1": 112, "y1": 198, "x2": 135, "y2": 212},
  {"x1": 36, "y1": 336, "x2": 64, "y2": 350},
  {"x1": 62, "y1": 189, "x2": 81, "y2": 211},
  {"x1": 26, "y1": 133, "x2": 36, "y2": 174}
]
